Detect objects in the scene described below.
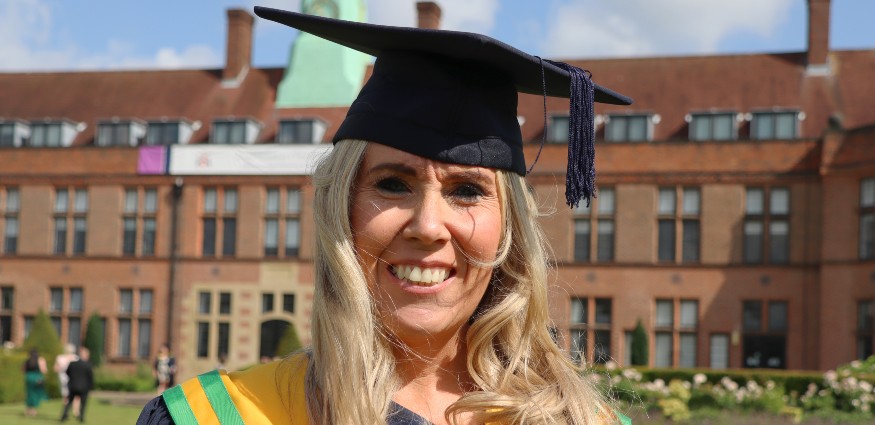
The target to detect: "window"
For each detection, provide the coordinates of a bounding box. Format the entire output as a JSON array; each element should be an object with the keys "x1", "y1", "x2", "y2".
[
  {"x1": 751, "y1": 111, "x2": 799, "y2": 140},
  {"x1": 572, "y1": 188, "x2": 614, "y2": 262},
  {"x1": 2, "y1": 188, "x2": 20, "y2": 254},
  {"x1": 605, "y1": 114, "x2": 651, "y2": 142},
  {"x1": 197, "y1": 289, "x2": 233, "y2": 361},
  {"x1": 547, "y1": 115, "x2": 570, "y2": 143},
  {"x1": 679, "y1": 300, "x2": 698, "y2": 368},
  {"x1": 0, "y1": 120, "x2": 30, "y2": 147},
  {"x1": 860, "y1": 178, "x2": 875, "y2": 260},
  {"x1": 47, "y1": 287, "x2": 84, "y2": 346},
  {"x1": 197, "y1": 322, "x2": 210, "y2": 358},
  {"x1": 29, "y1": 122, "x2": 65, "y2": 147},
  {"x1": 744, "y1": 187, "x2": 790, "y2": 264},
  {"x1": 217, "y1": 322, "x2": 230, "y2": 358},
  {"x1": 657, "y1": 187, "x2": 700, "y2": 263},
  {"x1": 67, "y1": 317, "x2": 81, "y2": 347},
  {"x1": 857, "y1": 301, "x2": 874, "y2": 360},
  {"x1": 138, "y1": 319, "x2": 152, "y2": 358},
  {"x1": 96, "y1": 121, "x2": 145, "y2": 147},
  {"x1": 202, "y1": 187, "x2": 237, "y2": 257},
  {"x1": 117, "y1": 319, "x2": 132, "y2": 357},
  {"x1": 262, "y1": 293, "x2": 275, "y2": 313},
  {"x1": 264, "y1": 188, "x2": 302, "y2": 257},
  {"x1": 283, "y1": 293, "x2": 295, "y2": 314},
  {"x1": 69, "y1": 288, "x2": 83, "y2": 313},
  {"x1": 654, "y1": 299, "x2": 673, "y2": 368},
  {"x1": 118, "y1": 289, "x2": 133, "y2": 314},
  {"x1": 140, "y1": 290, "x2": 153, "y2": 314},
  {"x1": 710, "y1": 334, "x2": 730, "y2": 369},
  {"x1": 211, "y1": 119, "x2": 260, "y2": 144},
  {"x1": 689, "y1": 112, "x2": 736, "y2": 141},
  {"x1": 742, "y1": 300, "x2": 788, "y2": 369},
  {"x1": 123, "y1": 188, "x2": 159, "y2": 256},
  {"x1": 145, "y1": 121, "x2": 194, "y2": 146},
  {"x1": 276, "y1": 119, "x2": 326, "y2": 144},
  {"x1": 54, "y1": 188, "x2": 88, "y2": 255},
  {"x1": 0, "y1": 287, "x2": 13, "y2": 344},
  {"x1": 654, "y1": 298, "x2": 699, "y2": 368},
  {"x1": 50, "y1": 288, "x2": 64, "y2": 312},
  {"x1": 568, "y1": 297, "x2": 612, "y2": 364},
  {"x1": 198, "y1": 291, "x2": 212, "y2": 314},
  {"x1": 219, "y1": 292, "x2": 232, "y2": 315}
]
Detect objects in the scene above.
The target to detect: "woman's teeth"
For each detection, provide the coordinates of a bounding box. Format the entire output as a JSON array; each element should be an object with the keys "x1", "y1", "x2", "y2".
[{"x1": 391, "y1": 265, "x2": 450, "y2": 286}]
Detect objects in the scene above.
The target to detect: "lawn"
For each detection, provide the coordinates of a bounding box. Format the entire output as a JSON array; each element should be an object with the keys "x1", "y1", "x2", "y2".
[{"x1": 0, "y1": 398, "x2": 144, "y2": 424}]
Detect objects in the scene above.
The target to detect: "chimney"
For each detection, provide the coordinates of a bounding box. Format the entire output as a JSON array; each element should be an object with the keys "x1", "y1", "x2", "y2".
[
  {"x1": 224, "y1": 9, "x2": 254, "y2": 82},
  {"x1": 807, "y1": 0, "x2": 830, "y2": 66},
  {"x1": 417, "y1": 2, "x2": 442, "y2": 29}
]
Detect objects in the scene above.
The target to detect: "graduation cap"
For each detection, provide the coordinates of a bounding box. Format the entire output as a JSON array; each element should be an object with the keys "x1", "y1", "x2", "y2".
[{"x1": 254, "y1": 6, "x2": 632, "y2": 207}]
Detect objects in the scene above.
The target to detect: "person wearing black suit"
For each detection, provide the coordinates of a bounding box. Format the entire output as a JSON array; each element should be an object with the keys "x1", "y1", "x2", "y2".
[{"x1": 61, "y1": 347, "x2": 94, "y2": 422}]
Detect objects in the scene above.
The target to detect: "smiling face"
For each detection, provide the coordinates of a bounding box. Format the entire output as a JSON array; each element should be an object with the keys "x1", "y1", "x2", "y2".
[{"x1": 350, "y1": 143, "x2": 504, "y2": 345}]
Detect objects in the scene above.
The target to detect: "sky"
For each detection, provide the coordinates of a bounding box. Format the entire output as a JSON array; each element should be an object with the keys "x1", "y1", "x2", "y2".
[{"x1": 1, "y1": 0, "x2": 873, "y2": 72}]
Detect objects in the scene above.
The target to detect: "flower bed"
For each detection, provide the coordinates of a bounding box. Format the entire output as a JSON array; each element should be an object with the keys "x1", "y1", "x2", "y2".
[{"x1": 596, "y1": 356, "x2": 875, "y2": 422}]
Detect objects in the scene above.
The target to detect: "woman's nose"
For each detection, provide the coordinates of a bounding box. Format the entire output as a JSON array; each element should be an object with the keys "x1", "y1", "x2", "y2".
[{"x1": 402, "y1": 191, "x2": 451, "y2": 245}]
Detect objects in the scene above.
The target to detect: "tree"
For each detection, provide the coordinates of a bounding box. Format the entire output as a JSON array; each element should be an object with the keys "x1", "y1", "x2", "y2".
[
  {"x1": 631, "y1": 319, "x2": 649, "y2": 366},
  {"x1": 274, "y1": 323, "x2": 302, "y2": 358},
  {"x1": 22, "y1": 310, "x2": 63, "y2": 397},
  {"x1": 83, "y1": 313, "x2": 104, "y2": 367}
]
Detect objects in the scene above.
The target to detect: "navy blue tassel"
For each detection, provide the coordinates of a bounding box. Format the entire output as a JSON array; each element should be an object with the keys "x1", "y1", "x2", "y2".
[{"x1": 545, "y1": 59, "x2": 596, "y2": 209}]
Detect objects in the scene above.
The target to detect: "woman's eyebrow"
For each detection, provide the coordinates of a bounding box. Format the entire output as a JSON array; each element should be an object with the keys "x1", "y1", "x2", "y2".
[
  {"x1": 444, "y1": 168, "x2": 494, "y2": 184},
  {"x1": 365, "y1": 162, "x2": 419, "y2": 177}
]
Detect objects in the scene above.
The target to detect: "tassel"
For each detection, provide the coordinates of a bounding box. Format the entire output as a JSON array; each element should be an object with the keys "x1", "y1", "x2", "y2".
[{"x1": 545, "y1": 60, "x2": 596, "y2": 209}]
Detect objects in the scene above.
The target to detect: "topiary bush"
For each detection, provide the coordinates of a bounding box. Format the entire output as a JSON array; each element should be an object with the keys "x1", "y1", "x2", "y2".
[
  {"x1": 21, "y1": 309, "x2": 63, "y2": 398},
  {"x1": 83, "y1": 312, "x2": 104, "y2": 367}
]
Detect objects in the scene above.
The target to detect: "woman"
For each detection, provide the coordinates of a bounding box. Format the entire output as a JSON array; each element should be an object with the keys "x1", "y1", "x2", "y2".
[
  {"x1": 153, "y1": 343, "x2": 177, "y2": 394},
  {"x1": 139, "y1": 6, "x2": 631, "y2": 425},
  {"x1": 54, "y1": 343, "x2": 80, "y2": 417},
  {"x1": 23, "y1": 348, "x2": 48, "y2": 417}
]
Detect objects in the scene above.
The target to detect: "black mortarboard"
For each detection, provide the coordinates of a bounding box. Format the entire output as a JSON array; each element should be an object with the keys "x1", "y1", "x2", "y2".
[{"x1": 254, "y1": 6, "x2": 632, "y2": 207}]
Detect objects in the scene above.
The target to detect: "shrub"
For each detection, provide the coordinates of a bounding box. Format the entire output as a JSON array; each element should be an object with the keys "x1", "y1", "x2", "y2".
[
  {"x1": 22, "y1": 309, "x2": 63, "y2": 398},
  {"x1": 274, "y1": 323, "x2": 302, "y2": 357},
  {"x1": 0, "y1": 351, "x2": 27, "y2": 403},
  {"x1": 94, "y1": 363, "x2": 154, "y2": 392},
  {"x1": 630, "y1": 319, "x2": 648, "y2": 366},
  {"x1": 83, "y1": 312, "x2": 104, "y2": 367}
]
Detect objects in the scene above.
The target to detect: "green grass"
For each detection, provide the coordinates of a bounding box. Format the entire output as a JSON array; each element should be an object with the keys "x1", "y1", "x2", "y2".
[{"x1": 0, "y1": 398, "x2": 143, "y2": 424}]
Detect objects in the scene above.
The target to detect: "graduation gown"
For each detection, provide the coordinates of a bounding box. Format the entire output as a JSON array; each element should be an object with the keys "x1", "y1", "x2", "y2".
[{"x1": 136, "y1": 353, "x2": 630, "y2": 425}]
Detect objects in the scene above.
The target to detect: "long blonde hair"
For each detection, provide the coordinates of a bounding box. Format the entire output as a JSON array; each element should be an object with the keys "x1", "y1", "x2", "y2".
[{"x1": 307, "y1": 140, "x2": 613, "y2": 424}]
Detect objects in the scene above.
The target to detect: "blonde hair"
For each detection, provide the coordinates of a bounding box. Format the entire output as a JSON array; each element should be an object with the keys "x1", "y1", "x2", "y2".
[{"x1": 307, "y1": 139, "x2": 614, "y2": 424}]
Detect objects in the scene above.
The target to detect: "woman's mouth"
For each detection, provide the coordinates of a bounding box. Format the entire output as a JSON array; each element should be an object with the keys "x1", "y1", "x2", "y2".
[{"x1": 389, "y1": 264, "x2": 451, "y2": 286}]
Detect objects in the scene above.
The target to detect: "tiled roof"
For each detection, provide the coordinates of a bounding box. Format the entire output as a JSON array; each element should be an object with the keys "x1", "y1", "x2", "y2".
[{"x1": 1, "y1": 49, "x2": 874, "y2": 148}]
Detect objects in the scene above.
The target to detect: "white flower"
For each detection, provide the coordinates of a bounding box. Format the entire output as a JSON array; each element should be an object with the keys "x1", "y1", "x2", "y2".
[{"x1": 693, "y1": 373, "x2": 707, "y2": 386}]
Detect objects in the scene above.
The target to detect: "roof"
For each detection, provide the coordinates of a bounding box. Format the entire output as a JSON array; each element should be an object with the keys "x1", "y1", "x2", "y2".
[{"x1": 0, "y1": 49, "x2": 874, "y2": 148}]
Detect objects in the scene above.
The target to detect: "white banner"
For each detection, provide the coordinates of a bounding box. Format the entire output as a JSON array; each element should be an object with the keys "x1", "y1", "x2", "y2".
[{"x1": 169, "y1": 144, "x2": 331, "y2": 175}]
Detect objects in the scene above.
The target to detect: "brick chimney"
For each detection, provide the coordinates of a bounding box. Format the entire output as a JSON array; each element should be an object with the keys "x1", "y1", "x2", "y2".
[
  {"x1": 807, "y1": 0, "x2": 830, "y2": 66},
  {"x1": 224, "y1": 9, "x2": 254, "y2": 82},
  {"x1": 417, "y1": 2, "x2": 442, "y2": 29}
]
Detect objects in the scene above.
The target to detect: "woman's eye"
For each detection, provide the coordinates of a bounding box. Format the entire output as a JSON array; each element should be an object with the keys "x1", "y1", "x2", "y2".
[
  {"x1": 375, "y1": 177, "x2": 409, "y2": 194},
  {"x1": 451, "y1": 183, "x2": 484, "y2": 201}
]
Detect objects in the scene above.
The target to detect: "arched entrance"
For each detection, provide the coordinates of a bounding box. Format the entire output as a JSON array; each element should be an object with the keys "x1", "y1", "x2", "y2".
[{"x1": 259, "y1": 319, "x2": 291, "y2": 360}]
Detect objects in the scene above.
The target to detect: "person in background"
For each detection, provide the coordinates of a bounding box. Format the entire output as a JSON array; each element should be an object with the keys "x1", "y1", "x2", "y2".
[
  {"x1": 216, "y1": 352, "x2": 228, "y2": 371},
  {"x1": 23, "y1": 348, "x2": 47, "y2": 417},
  {"x1": 153, "y1": 343, "x2": 176, "y2": 394},
  {"x1": 54, "y1": 343, "x2": 80, "y2": 417},
  {"x1": 61, "y1": 347, "x2": 94, "y2": 422}
]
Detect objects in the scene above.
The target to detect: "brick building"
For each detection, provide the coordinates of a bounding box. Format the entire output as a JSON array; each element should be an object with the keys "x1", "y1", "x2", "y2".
[{"x1": 1, "y1": 0, "x2": 875, "y2": 379}]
